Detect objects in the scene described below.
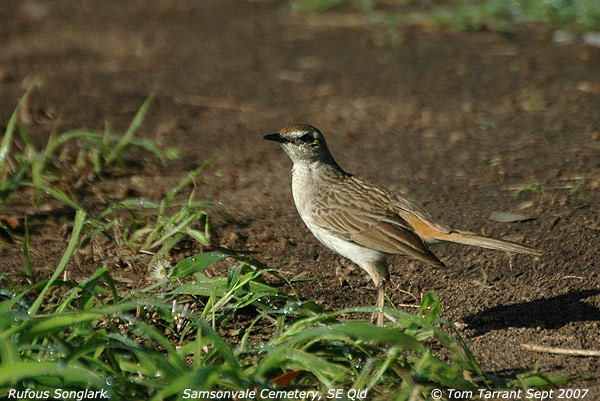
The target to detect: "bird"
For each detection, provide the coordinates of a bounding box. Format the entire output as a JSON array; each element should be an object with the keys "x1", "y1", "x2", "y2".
[{"x1": 264, "y1": 124, "x2": 541, "y2": 326}]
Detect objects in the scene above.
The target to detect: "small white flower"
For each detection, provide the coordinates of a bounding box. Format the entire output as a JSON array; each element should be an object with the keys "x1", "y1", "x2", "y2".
[{"x1": 150, "y1": 259, "x2": 171, "y2": 282}]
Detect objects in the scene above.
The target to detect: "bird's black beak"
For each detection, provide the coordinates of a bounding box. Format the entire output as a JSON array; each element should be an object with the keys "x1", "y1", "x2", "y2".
[{"x1": 263, "y1": 133, "x2": 287, "y2": 143}]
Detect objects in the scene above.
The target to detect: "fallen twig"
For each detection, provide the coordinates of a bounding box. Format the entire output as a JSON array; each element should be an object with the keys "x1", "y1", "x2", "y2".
[{"x1": 521, "y1": 343, "x2": 600, "y2": 357}]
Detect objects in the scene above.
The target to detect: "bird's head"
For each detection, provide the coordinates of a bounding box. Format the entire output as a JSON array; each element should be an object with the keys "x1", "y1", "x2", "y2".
[{"x1": 263, "y1": 124, "x2": 335, "y2": 165}]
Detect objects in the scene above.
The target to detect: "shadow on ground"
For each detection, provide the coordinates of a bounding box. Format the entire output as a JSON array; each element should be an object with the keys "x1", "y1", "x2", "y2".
[{"x1": 464, "y1": 289, "x2": 600, "y2": 335}]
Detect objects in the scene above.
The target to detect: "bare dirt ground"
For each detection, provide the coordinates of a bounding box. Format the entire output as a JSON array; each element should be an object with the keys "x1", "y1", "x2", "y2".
[{"x1": 1, "y1": 0, "x2": 599, "y2": 396}]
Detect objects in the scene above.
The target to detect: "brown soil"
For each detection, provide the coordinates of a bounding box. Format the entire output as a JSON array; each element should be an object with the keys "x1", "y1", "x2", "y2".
[{"x1": 1, "y1": 0, "x2": 599, "y2": 396}]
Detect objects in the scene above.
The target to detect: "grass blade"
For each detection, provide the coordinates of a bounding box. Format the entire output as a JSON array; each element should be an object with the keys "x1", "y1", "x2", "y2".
[
  {"x1": 255, "y1": 347, "x2": 345, "y2": 387},
  {"x1": 170, "y1": 252, "x2": 229, "y2": 280},
  {"x1": 106, "y1": 95, "x2": 154, "y2": 164},
  {"x1": 24, "y1": 311, "x2": 99, "y2": 338},
  {"x1": 149, "y1": 368, "x2": 222, "y2": 401},
  {"x1": 0, "y1": 85, "x2": 33, "y2": 175},
  {"x1": 159, "y1": 159, "x2": 218, "y2": 216},
  {"x1": 22, "y1": 216, "x2": 33, "y2": 279},
  {"x1": 28, "y1": 210, "x2": 86, "y2": 316},
  {"x1": 0, "y1": 361, "x2": 105, "y2": 388},
  {"x1": 21, "y1": 182, "x2": 86, "y2": 212}
]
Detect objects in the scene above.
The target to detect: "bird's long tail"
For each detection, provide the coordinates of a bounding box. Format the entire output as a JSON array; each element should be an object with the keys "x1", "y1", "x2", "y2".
[{"x1": 437, "y1": 230, "x2": 541, "y2": 256}]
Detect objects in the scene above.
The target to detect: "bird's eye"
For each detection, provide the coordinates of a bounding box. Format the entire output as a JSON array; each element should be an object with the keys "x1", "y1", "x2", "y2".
[{"x1": 299, "y1": 133, "x2": 313, "y2": 143}]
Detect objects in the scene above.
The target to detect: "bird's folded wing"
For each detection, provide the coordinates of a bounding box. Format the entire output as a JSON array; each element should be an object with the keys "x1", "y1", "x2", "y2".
[
  {"x1": 312, "y1": 192, "x2": 442, "y2": 265},
  {"x1": 348, "y1": 175, "x2": 451, "y2": 235}
]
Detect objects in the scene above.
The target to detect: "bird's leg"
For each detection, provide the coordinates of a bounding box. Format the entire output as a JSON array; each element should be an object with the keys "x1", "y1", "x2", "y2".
[
  {"x1": 360, "y1": 260, "x2": 390, "y2": 326},
  {"x1": 376, "y1": 280, "x2": 387, "y2": 326}
]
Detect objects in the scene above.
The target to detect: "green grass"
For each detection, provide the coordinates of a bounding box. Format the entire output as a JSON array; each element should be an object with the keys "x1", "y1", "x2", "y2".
[
  {"x1": 507, "y1": 171, "x2": 600, "y2": 199},
  {"x1": 96, "y1": 160, "x2": 216, "y2": 271},
  {"x1": 291, "y1": 0, "x2": 600, "y2": 32},
  {"x1": 1, "y1": 87, "x2": 217, "y2": 273},
  {"x1": 0, "y1": 92, "x2": 174, "y2": 204},
  {"x1": 0, "y1": 91, "x2": 184, "y2": 246},
  {"x1": 431, "y1": 0, "x2": 600, "y2": 32},
  {"x1": 0, "y1": 248, "x2": 570, "y2": 400},
  {"x1": 0, "y1": 86, "x2": 34, "y2": 201}
]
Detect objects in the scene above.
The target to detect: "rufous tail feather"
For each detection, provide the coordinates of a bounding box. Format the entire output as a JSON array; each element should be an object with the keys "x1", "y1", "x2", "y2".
[{"x1": 438, "y1": 230, "x2": 541, "y2": 256}]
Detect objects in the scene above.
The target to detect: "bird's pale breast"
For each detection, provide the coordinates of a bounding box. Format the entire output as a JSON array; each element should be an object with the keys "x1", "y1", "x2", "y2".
[{"x1": 291, "y1": 163, "x2": 386, "y2": 265}]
